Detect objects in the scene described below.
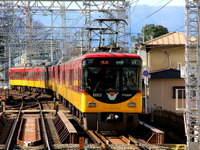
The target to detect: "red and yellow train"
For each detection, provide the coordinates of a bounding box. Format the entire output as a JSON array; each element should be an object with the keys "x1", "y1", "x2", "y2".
[{"x1": 9, "y1": 52, "x2": 143, "y2": 131}]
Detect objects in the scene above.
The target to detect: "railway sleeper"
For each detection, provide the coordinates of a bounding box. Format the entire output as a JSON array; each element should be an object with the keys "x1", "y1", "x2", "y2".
[
  {"x1": 53, "y1": 112, "x2": 77, "y2": 144},
  {"x1": 139, "y1": 121, "x2": 164, "y2": 145}
]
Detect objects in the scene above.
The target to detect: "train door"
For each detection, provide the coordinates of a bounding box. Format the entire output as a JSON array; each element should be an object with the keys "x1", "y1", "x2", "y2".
[
  {"x1": 54, "y1": 64, "x2": 60, "y2": 97},
  {"x1": 52, "y1": 66, "x2": 56, "y2": 92},
  {"x1": 44, "y1": 67, "x2": 49, "y2": 88}
]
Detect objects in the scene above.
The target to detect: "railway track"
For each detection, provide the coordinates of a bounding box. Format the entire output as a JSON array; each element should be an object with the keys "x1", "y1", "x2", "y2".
[
  {"x1": 0, "y1": 92, "x2": 52, "y2": 149},
  {"x1": 17, "y1": 93, "x2": 51, "y2": 149},
  {"x1": 71, "y1": 114, "x2": 168, "y2": 150},
  {"x1": 87, "y1": 130, "x2": 169, "y2": 150},
  {"x1": 0, "y1": 89, "x2": 178, "y2": 149},
  {"x1": 5, "y1": 93, "x2": 24, "y2": 150}
]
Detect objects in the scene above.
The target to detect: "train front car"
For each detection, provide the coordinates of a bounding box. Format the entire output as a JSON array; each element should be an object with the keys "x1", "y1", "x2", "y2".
[{"x1": 81, "y1": 53, "x2": 143, "y2": 131}]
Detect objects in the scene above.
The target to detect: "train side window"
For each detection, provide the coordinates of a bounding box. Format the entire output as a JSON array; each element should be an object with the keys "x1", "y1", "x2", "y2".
[
  {"x1": 69, "y1": 70, "x2": 73, "y2": 86},
  {"x1": 21, "y1": 72, "x2": 24, "y2": 78},
  {"x1": 34, "y1": 71, "x2": 36, "y2": 80},
  {"x1": 27, "y1": 71, "x2": 30, "y2": 79},
  {"x1": 37, "y1": 72, "x2": 39, "y2": 80},
  {"x1": 38, "y1": 72, "x2": 40, "y2": 80},
  {"x1": 19, "y1": 72, "x2": 21, "y2": 79},
  {"x1": 78, "y1": 68, "x2": 81, "y2": 90},
  {"x1": 34, "y1": 72, "x2": 36, "y2": 80},
  {"x1": 49, "y1": 69, "x2": 52, "y2": 79},
  {"x1": 24, "y1": 71, "x2": 27, "y2": 79},
  {"x1": 63, "y1": 70, "x2": 65, "y2": 83},
  {"x1": 14, "y1": 72, "x2": 20, "y2": 79},
  {"x1": 29, "y1": 71, "x2": 33, "y2": 80},
  {"x1": 49, "y1": 70, "x2": 52, "y2": 79},
  {"x1": 42, "y1": 71, "x2": 44, "y2": 80},
  {"x1": 39, "y1": 72, "x2": 41, "y2": 80},
  {"x1": 58, "y1": 66, "x2": 60, "y2": 82},
  {"x1": 51, "y1": 70, "x2": 53, "y2": 79},
  {"x1": 62, "y1": 68, "x2": 65, "y2": 83},
  {"x1": 40, "y1": 72, "x2": 42, "y2": 80},
  {"x1": 73, "y1": 69, "x2": 78, "y2": 88},
  {"x1": 13, "y1": 72, "x2": 15, "y2": 79},
  {"x1": 18, "y1": 72, "x2": 20, "y2": 79},
  {"x1": 65, "y1": 68, "x2": 68, "y2": 83}
]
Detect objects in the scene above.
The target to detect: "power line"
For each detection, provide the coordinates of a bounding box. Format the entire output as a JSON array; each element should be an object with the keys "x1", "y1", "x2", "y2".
[
  {"x1": 129, "y1": 0, "x2": 139, "y2": 15},
  {"x1": 174, "y1": 25, "x2": 184, "y2": 32},
  {"x1": 130, "y1": 0, "x2": 165, "y2": 16},
  {"x1": 131, "y1": 0, "x2": 173, "y2": 25}
]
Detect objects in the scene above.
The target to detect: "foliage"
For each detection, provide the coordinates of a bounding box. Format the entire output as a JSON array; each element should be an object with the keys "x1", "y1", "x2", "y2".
[
  {"x1": 131, "y1": 24, "x2": 169, "y2": 43},
  {"x1": 109, "y1": 40, "x2": 117, "y2": 47}
]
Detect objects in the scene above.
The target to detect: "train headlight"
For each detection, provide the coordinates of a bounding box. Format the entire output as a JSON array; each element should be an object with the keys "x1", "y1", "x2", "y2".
[
  {"x1": 128, "y1": 102, "x2": 136, "y2": 107},
  {"x1": 88, "y1": 102, "x2": 96, "y2": 107}
]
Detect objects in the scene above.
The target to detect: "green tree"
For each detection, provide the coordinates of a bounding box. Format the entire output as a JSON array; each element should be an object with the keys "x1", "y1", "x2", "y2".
[
  {"x1": 109, "y1": 40, "x2": 117, "y2": 47},
  {"x1": 131, "y1": 24, "x2": 169, "y2": 43}
]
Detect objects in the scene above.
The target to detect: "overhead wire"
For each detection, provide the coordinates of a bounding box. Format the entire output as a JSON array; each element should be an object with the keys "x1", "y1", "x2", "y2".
[
  {"x1": 131, "y1": 0, "x2": 173, "y2": 25},
  {"x1": 129, "y1": 0, "x2": 139, "y2": 16},
  {"x1": 173, "y1": 25, "x2": 185, "y2": 32},
  {"x1": 130, "y1": 0, "x2": 164, "y2": 16}
]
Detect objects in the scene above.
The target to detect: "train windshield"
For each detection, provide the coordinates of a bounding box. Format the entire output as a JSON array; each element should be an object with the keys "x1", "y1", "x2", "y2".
[{"x1": 82, "y1": 58, "x2": 141, "y2": 92}]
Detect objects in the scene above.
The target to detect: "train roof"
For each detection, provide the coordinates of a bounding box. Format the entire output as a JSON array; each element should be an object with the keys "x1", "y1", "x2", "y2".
[
  {"x1": 10, "y1": 63, "x2": 46, "y2": 69},
  {"x1": 9, "y1": 61, "x2": 59, "y2": 69},
  {"x1": 45, "y1": 60, "x2": 58, "y2": 67},
  {"x1": 82, "y1": 52, "x2": 141, "y2": 59}
]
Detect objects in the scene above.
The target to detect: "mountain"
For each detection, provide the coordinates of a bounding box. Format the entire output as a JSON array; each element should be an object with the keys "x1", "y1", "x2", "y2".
[{"x1": 130, "y1": 5, "x2": 185, "y2": 34}]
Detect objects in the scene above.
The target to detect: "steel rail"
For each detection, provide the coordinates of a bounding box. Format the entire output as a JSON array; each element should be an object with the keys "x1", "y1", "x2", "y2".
[
  {"x1": 34, "y1": 94, "x2": 51, "y2": 150},
  {"x1": 5, "y1": 92, "x2": 51, "y2": 149},
  {"x1": 5, "y1": 97, "x2": 24, "y2": 150}
]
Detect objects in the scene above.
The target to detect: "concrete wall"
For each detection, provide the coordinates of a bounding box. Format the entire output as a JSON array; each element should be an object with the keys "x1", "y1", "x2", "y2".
[
  {"x1": 148, "y1": 45, "x2": 185, "y2": 72},
  {"x1": 148, "y1": 78, "x2": 185, "y2": 111}
]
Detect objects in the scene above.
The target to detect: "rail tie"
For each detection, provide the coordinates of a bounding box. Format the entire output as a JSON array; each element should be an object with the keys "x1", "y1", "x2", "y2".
[
  {"x1": 139, "y1": 121, "x2": 164, "y2": 145},
  {"x1": 54, "y1": 112, "x2": 77, "y2": 143}
]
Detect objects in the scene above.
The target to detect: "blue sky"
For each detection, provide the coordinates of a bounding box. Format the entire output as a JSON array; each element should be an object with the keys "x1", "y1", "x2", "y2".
[{"x1": 136, "y1": 0, "x2": 185, "y2": 6}]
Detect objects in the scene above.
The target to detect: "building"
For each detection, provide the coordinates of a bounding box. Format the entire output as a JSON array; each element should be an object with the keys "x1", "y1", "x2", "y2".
[{"x1": 136, "y1": 31, "x2": 185, "y2": 112}]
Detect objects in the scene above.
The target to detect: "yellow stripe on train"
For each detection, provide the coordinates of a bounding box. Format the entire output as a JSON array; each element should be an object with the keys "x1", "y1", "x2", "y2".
[
  {"x1": 10, "y1": 79, "x2": 46, "y2": 89},
  {"x1": 57, "y1": 83, "x2": 142, "y2": 113}
]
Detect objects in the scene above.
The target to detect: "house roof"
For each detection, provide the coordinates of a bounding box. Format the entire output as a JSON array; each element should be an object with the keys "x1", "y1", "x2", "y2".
[
  {"x1": 143, "y1": 31, "x2": 185, "y2": 46},
  {"x1": 150, "y1": 68, "x2": 181, "y2": 79}
]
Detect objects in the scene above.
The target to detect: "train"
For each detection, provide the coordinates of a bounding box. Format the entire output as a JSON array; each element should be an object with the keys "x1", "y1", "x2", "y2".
[{"x1": 9, "y1": 49, "x2": 143, "y2": 131}]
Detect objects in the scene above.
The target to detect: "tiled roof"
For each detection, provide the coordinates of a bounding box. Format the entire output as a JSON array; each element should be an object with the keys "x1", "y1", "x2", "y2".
[{"x1": 143, "y1": 31, "x2": 185, "y2": 46}]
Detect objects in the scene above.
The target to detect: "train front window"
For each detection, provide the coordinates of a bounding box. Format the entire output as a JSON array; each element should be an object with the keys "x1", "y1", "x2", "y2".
[
  {"x1": 83, "y1": 67, "x2": 120, "y2": 92},
  {"x1": 122, "y1": 67, "x2": 141, "y2": 91},
  {"x1": 83, "y1": 66, "x2": 141, "y2": 92}
]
